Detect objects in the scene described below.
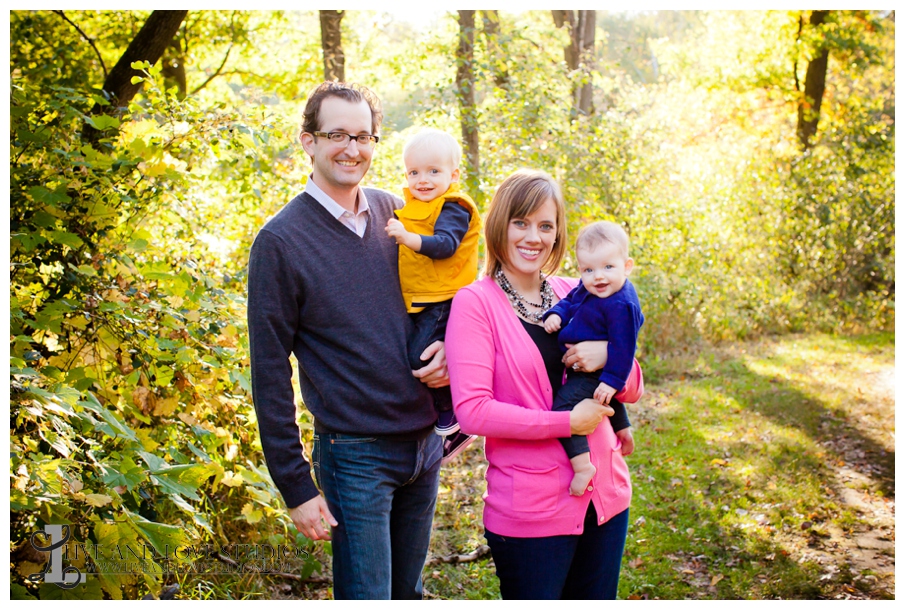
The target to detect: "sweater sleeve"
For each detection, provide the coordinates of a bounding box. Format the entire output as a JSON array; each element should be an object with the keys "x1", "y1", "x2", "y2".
[
  {"x1": 597, "y1": 300, "x2": 643, "y2": 391},
  {"x1": 447, "y1": 286, "x2": 573, "y2": 440},
  {"x1": 543, "y1": 284, "x2": 579, "y2": 323},
  {"x1": 247, "y1": 230, "x2": 320, "y2": 509},
  {"x1": 418, "y1": 202, "x2": 471, "y2": 260}
]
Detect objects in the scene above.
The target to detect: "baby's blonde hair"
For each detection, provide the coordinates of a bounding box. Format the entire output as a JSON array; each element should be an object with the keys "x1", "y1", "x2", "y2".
[
  {"x1": 575, "y1": 221, "x2": 630, "y2": 260},
  {"x1": 403, "y1": 128, "x2": 462, "y2": 170}
]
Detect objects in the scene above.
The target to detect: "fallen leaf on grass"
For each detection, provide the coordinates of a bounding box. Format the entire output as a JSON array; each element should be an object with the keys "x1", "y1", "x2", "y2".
[
  {"x1": 628, "y1": 558, "x2": 644, "y2": 569},
  {"x1": 711, "y1": 574, "x2": 724, "y2": 586}
]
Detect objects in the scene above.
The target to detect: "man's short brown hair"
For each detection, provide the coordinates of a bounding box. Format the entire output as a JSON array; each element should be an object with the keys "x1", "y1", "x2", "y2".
[{"x1": 301, "y1": 81, "x2": 383, "y2": 136}]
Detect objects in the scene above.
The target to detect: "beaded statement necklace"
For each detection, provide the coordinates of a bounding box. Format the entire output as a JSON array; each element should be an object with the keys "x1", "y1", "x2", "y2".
[{"x1": 494, "y1": 268, "x2": 554, "y2": 324}]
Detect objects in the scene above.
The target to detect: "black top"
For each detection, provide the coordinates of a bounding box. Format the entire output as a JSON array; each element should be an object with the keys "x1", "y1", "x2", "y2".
[{"x1": 519, "y1": 318, "x2": 566, "y2": 400}]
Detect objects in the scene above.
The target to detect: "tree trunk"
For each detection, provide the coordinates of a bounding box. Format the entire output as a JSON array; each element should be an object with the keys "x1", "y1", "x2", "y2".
[
  {"x1": 97, "y1": 11, "x2": 188, "y2": 111},
  {"x1": 83, "y1": 10, "x2": 187, "y2": 142},
  {"x1": 575, "y1": 10, "x2": 596, "y2": 115},
  {"x1": 319, "y1": 10, "x2": 345, "y2": 82},
  {"x1": 552, "y1": 10, "x2": 596, "y2": 116},
  {"x1": 457, "y1": 10, "x2": 480, "y2": 195},
  {"x1": 481, "y1": 10, "x2": 508, "y2": 89},
  {"x1": 797, "y1": 10, "x2": 830, "y2": 149}
]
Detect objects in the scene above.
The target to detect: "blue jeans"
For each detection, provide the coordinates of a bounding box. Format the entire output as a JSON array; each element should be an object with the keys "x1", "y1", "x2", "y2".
[
  {"x1": 313, "y1": 432, "x2": 442, "y2": 599},
  {"x1": 484, "y1": 506, "x2": 629, "y2": 599}
]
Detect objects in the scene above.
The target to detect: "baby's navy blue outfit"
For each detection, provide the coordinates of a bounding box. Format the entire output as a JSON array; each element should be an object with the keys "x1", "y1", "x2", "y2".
[{"x1": 544, "y1": 279, "x2": 644, "y2": 458}]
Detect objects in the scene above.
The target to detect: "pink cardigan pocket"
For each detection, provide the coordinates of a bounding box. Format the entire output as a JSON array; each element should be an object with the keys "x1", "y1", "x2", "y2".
[{"x1": 511, "y1": 464, "x2": 561, "y2": 513}]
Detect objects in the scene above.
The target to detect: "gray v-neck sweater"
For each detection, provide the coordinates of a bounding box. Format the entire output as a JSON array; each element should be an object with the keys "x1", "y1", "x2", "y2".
[{"x1": 247, "y1": 189, "x2": 434, "y2": 508}]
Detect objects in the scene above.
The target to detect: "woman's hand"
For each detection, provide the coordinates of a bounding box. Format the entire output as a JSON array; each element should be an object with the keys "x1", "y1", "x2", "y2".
[
  {"x1": 562, "y1": 340, "x2": 608, "y2": 373},
  {"x1": 569, "y1": 398, "x2": 615, "y2": 436}
]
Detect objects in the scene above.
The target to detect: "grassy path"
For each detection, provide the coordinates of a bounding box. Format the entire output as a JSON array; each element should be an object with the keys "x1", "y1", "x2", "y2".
[{"x1": 426, "y1": 332, "x2": 895, "y2": 600}]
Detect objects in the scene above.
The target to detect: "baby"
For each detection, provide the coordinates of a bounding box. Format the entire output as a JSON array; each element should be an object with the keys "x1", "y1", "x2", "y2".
[
  {"x1": 543, "y1": 221, "x2": 644, "y2": 495},
  {"x1": 385, "y1": 128, "x2": 482, "y2": 464}
]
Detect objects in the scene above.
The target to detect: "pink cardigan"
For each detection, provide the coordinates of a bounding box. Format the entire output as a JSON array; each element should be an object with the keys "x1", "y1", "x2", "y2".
[{"x1": 447, "y1": 275, "x2": 636, "y2": 537}]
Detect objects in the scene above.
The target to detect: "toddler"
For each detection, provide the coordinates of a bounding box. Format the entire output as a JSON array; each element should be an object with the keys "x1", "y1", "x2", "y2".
[
  {"x1": 543, "y1": 221, "x2": 644, "y2": 495},
  {"x1": 386, "y1": 128, "x2": 482, "y2": 464}
]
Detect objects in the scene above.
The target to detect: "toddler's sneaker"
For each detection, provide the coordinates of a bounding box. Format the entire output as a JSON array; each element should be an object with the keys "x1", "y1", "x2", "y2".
[
  {"x1": 440, "y1": 431, "x2": 478, "y2": 466},
  {"x1": 434, "y1": 410, "x2": 460, "y2": 436}
]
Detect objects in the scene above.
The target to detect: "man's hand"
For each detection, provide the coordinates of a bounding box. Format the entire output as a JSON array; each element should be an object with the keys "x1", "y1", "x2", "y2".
[
  {"x1": 413, "y1": 340, "x2": 449, "y2": 389},
  {"x1": 289, "y1": 495, "x2": 338, "y2": 541},
  {"x1": 563, "y1": 340, "x2": 608, "y2": 373},
  {"x1": 385, "y1": 219, "x2": 422, "y2": 252},
  {"x1": 569, "y1": 398, "x2": 615, "y2": 436},
  {"x1": 594, "y1": 381, "x2": 618, "y2": 405},
  {"x1": 616, "y1": 428, "x2": 635, "y2": 456},
  {"x1": 543, "y1": 313, "x2": 562, "y2": 334}
]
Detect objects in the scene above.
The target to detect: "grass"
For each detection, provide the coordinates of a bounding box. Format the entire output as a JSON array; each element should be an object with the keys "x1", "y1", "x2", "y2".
[
  {"x1": 425, "y1": 331, "x2": 895, "y2": 600},
  {"x1": 165, "y1": 331, "x2": 894, "y2": 599}
]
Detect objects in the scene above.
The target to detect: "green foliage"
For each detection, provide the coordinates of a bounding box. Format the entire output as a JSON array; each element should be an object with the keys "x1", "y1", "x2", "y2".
[
  {"x1": 9, "y1": 56, "x2": 316, "y2": 599},
  {"x1": 9, "y1": 8, "x2": 895, "y2": 599}
]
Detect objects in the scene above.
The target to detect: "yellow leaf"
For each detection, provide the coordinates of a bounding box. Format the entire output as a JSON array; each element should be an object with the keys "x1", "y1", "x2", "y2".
[
  {"x1": 15, "y1": 560, "x2": 47, "y2": 580},
  {"x1": 220, "y1": 471, "x2": 244, "y2": 488},
  {"x1": 711, "y1": 574, "x2": 724, "y2": 586},
  {"x1": 178, "y1": 412, "x2": 197, "y2": 426},
  {"x1": 136, "y1": 428, "x2": 159, "y2": 451},
  {"x1": 119, "y1": 118, "x2": 161, "y2": 143},
  {"x1": 138, "y1": 159, "x2": 168, "y2": 177},
  {"x1": 153, "y1": 396, "x2": 179, "y2": 417},
  {"x1": 85, "y1": 493, "x2": 113, "y2": 507},
  {"x1": 241, "y1": 502, "x2": 263, "y2": 524}
]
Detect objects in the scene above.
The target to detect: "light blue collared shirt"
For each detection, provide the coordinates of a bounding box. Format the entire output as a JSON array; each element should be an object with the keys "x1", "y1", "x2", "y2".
[{"x1": 304, "y1": 176, "x2": 370, "y2": 237}]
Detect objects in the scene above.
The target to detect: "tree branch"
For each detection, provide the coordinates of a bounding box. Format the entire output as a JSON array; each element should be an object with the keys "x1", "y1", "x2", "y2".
[
  {"x1": 189, "y1": 43, "x2": 233, "y2": 96},
  {"x1": 425, "y1": 545, "x2": 491, "y2": 566},
  {"x1": 54, "y1": 9, "x2": 108, "y2": 80}
]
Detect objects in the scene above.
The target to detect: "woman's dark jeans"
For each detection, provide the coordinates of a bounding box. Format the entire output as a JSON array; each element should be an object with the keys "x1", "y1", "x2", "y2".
[{"x1": 485, "y1": 505, "x2": 629, "y2": 599}]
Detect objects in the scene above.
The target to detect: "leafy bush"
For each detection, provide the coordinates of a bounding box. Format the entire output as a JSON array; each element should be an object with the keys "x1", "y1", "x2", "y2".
[{"x1": 10, "y1": 63, "x2": 320, "y2": 599}]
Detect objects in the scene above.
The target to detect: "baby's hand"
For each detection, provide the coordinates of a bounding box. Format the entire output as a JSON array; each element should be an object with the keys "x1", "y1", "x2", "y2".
[
  {"x1": 543, "y1": 314, "x2": 562, "y2": 333},
  {"x1": 385, "y1": 218, "x2": 407, "y2": 243},
  {"x1": 593, "y1": 381, "x2": 617, "y2": 405},
  {"x1": 615, "y1": 428, "x2": 635, "y2": 457}
]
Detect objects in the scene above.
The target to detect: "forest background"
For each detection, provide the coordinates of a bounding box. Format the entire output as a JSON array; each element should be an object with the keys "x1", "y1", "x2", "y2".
[{"x1": 8, "y1": 8, "x2": 895, "y2": 600}]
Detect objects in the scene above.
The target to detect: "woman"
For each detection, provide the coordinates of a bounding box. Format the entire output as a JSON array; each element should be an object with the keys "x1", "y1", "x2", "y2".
[{"x1": 446, "y1": 169, "x2": 642, "y2": 599}]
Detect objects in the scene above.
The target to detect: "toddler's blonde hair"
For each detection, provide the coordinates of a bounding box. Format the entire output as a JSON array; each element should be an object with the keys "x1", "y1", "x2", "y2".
[{"x1": 403, "y1": 128, "x2": 462, "y2": 170}]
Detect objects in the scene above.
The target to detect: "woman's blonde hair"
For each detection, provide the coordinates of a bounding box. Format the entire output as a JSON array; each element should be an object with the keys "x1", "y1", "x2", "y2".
[{"x1": 482, "y1": 169, "x2": 567, "y2": 277}]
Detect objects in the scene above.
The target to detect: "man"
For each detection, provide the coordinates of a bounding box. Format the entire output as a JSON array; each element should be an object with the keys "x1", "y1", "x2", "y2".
[{"x1": 247, "y1": 82, "x2": 447, "y2": 599}]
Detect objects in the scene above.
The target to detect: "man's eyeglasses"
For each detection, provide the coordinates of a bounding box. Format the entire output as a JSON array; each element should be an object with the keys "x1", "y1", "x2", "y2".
[{"x1": 312, "y1": 131, "x2": 380, "y2": 147}]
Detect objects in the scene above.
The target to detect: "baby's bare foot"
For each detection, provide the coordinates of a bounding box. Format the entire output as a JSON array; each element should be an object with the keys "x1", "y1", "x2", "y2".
[{"x1": 569, "y1": 462, "x2": 597, "y2": 496}]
